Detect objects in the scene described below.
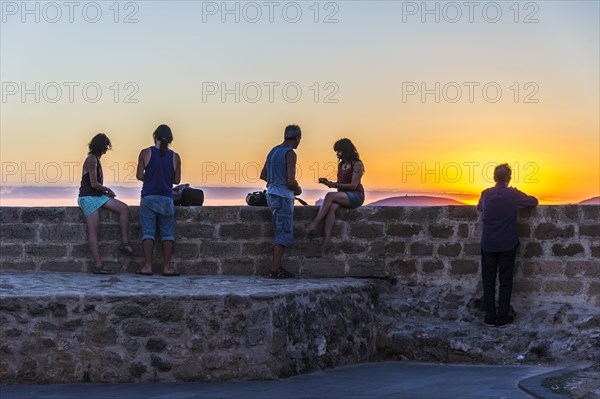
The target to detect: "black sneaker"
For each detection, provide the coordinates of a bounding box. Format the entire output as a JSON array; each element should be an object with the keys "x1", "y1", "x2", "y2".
[
  {"x1": 498, "y1": 316, "x2": 514, "y2": 328},
  {"x1": 269, "y1": 268, "x2": 295, "y2": 279}
]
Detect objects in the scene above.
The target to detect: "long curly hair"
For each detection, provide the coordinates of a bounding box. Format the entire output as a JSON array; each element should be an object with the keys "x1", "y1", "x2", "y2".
[{"x1": 88, "y1": 133, "x2": 112, "y2": 156}]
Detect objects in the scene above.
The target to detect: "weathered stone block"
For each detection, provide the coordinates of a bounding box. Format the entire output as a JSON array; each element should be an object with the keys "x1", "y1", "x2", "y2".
[
  {"x1": 175, "y1": 224, "x2": 216, "y2": 240},
  {"x1": 534, "y1": 223, "x2": 574, "y2": 240},
  {"x1": 222, "y1": 259, "x2": 255, "y2": 275},
  {"x1": 334, "y1": 241, "x2": 369, "y2": 255},
  {"x1": 552, "y1": 243, "x2": 584, "y2": 257},
  {"x1": 518, "y1": 207, "x2": 538, "y2": 219},
  {"x1": 302, "y1": 259, "x2": 345, "y2": 277},
  {"x1": 0, "y1": 262, "x2": 36, "y2": 271},
  {"x1": 24, "y1": 244, "x2": 66, "y2": 258},
  {"x1": 370, "y1": 207, "x2": 404, "y2": 221},
  {"x1": 195, "y1": 207, "x2": 239, "y2": 224},
  {"x1": 384, "y1": 241, "x2": 406, "y2": 255},
  {"x1": 172, "y1": 243, "x2": 199, "y2": 259},
  {"x1": 565, "y1": 261, "x2": 599, "y2": 278},
  {"x1": 437, "y1": 243, "x2": 461, "y2": 257},
  {"x1": 422, "y1": 260, "x2": 444, "y2": 273},
  {"x1": 450, "y1": 260, "x2": 478, "y2": 275},
  {"x1": 409, "y1": 207, "x2": 442, "y2": 221},
  {"x1": 347, "y1": 258, "x2": 385, "y2": 277},
  {"x1": 513, "y1": 277, "x2": 541, "y2": 293},
  {"x1": 457, "y1": 224, "x2": 469, "y2": 238},
  {"x1": 521, "y1": 260, "x2": 563, "y2": 277},
  {"x1": 448, "y1": 206, "x2": 478, "y2": 220},
  {"x1": 348, "y1": 223, "x2": 385, "y2": 239},
  {"x1": 202, "y1": 242, "x2": 241, "y2": 257},
  {"x1": 543, "y1": 280, "x2": 584, "y2": 295},
  {"x1": 0, "y1": 208, "x2": 21, "y2": 223},
  {"x1": 428, "y1": 225, "x2": 454, "y2": 239},
  {"x1": 1, "y1": 225, "x2": 37, "y2": 242},
  {"x1": 463, "y1": 243, "x2": 480, "y2": 256},
  {"x1": 176, "y1": 261, "x2": 219, "y2": 275},
  {"x1": 220, "y1": 223, "x2": 263, "y2": 240},
  {"x1": 588, "y1": 281, "x2": 600, "y2": 296},
  {"x1": 21, "y1": 208, "x2": 66, "y2": 223},
  {"x1": 40, "y1": 261, "x2": 84, "y2": 272},
  {"x1": 582, "y1": 206, "x2": 599, "y2": 221},
  {"x1": 523, "y1": 242, "x2": 543, "y2": 258},
  {"x1": 579, "y1": 224, "x2": 600, "y2": 237},
  {"x1": 410, "y1": 242, "x2": 434, "y2": 256},
  {"x1": 146, "y1": 338, "x2": 167, "y2": 352},
  {"x1": 389, "y1": 259, "x2": 417, "y2": 276},
  {"x1": 123, "y1": 319, "x2": 155, "y2": 337},
  {"x1": 242, "y1": 242, "x2": 273, "y2": 256},
  {"x1": 387, "y1": 224, "x2": 421, "y2": 237},
  {"x1": 150, "y1": 355, "x2": 172, "y2": 372},
  {"x1": 239, "y1": 207, "x2": 273, "y2": 222},
  {"x1": 592, "y1": 246, "x2": 600, "y2": 258},
  {"x1": 517, "y1": 223, "x2": 530, "y2": 238},
  {"x1": 564, "y1": 206, "x2": 579, "y2": 221},
  {"x1": 1, "y1": 244, "x2": 23, "y2": 258}
]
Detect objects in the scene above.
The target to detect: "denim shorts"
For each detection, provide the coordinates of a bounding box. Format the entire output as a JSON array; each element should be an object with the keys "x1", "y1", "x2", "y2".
[
  {"x1": 140, "y1": 195, "x2": 175, "y2": 242},
  {"x1": 267, "y1": 194, "x2": 294, "y2": 247},
  {"x1": 344, "y1": 191, "x2": 365, "y2": 208}
]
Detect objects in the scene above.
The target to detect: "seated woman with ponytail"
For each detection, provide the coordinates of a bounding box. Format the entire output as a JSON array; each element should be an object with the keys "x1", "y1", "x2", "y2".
[{"x1": 135, "y1": 124, "x2": 182, "y2": 276}]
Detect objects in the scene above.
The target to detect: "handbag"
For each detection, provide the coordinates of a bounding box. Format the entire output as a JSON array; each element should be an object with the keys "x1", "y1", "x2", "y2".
[
  {"x1": 173, "y1": 184, "x2": 204, "y2": 206},
  {"x1": 246, "y1": 190, "x2": 267, "y2": 206}
]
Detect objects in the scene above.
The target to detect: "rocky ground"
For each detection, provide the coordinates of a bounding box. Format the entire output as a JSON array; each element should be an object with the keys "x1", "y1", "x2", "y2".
[
  {"x1": 541, "y1": 363, "x2": 600, "y2": 399},
  {"x1": 373, "y1": 281, "x2": 600, "y2": 365}
]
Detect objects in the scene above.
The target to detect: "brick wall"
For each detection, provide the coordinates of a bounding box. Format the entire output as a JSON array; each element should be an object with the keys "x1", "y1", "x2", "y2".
[{"x1": 1, "y1": 206, "x2": 598, "y2": 305}]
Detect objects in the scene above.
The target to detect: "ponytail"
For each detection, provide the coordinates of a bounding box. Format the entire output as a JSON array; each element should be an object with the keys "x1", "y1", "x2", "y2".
[
  {"x1": 153, "y1": 124, "x2": 173, "y2": 158},
  {"x1": 159, "y1": 138, "x2": 168, "y2": 157}
]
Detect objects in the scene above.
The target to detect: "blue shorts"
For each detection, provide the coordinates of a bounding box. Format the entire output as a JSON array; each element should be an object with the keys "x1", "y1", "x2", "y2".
[
  {"x1": 140, "y1": 195, "x2": 175, "y2": 242},
  {"x1": 344, "y1": 191, "x2": 365, "y2": 208},
  {"x1": 78, "y1": 195, "x2": 110, "y2": 217},
  {"x1": 267, "y1": 194, "x2": 294, "y2": 248}
]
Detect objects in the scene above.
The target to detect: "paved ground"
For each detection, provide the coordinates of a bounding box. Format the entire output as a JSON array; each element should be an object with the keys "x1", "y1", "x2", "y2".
[{"x1": 1, "y1": 361, "x2": 562, "y2": 399}]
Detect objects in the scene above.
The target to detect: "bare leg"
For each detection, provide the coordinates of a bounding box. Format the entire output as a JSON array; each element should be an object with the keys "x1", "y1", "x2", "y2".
[
  {"x1": 272, "y1": 244, "x2": 285, "y2": 272},
  {"x1": 139, "y1": 239, "x2": 154, "y2": 273},
  {"x1": 102, "y1": 198, "x2": 130, "y2": 244},
  {"x1": 84, "y1": 211, "x2": 102, "y2": 268},
  {"x1": 162, "y1": 241, "x2": 178, "y2": 275},
  {"x1": 307, "y1": 192, "x2": 352, "y2": 231},
  {"x1": 323, "y1": 203, "x2": 341, "y2": 246}
]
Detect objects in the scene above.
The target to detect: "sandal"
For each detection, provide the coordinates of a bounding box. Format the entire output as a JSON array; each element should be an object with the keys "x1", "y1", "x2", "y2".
[
  {"x1": 269, "y1": 268, "x2": 295, "y2": 279},
  {"x1": 91, "y1": 266, "x2": 116, "y2": 275},
  {"x1": 119, "y1": 243, "x2": 137, "y2": 256}
]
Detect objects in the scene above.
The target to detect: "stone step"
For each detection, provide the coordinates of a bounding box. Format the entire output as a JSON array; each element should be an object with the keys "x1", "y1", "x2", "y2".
[{"x1": 0, "y1": 271, "x2": 377, "y2": 384}]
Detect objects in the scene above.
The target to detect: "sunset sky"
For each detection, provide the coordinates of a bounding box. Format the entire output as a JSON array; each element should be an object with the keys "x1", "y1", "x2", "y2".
[{"x1": 1, "y1": 1, "x2": 599, "y2": 205}]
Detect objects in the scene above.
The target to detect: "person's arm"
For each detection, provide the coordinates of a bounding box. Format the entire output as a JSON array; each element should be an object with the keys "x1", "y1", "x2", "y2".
[
  {"x1": 260, "y1": 162, "x2": 268, "y2": 182},
  {"x1": 136, "y1": 149, "x2": 147, "y2": 182},
  {"x1": 516, "y1": 189, "x2": 538, "y2": 207},
  {"x1": 476, "y1": 192, "x2": 484, "y2": 211},
  {"x1": 173, "y1": 152, "x2": 182, "y2": 185},
  {"x1": 285, "y1": 150, "x2": 301, "y2": 196},
  {"x1": 331, "y1": 161, "x2": 364, "y2": 191},
  {"x1": 86, "y1": 155, "x2": 114, "y2": 197}
]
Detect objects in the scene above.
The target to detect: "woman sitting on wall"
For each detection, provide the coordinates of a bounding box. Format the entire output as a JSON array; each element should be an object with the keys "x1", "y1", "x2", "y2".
[
  {"x1": 306, "y1": 138, "x2": 365, "y2": 252},
  {"x1": 77, "y1": 133, "x2": 136, "y2": 274}
]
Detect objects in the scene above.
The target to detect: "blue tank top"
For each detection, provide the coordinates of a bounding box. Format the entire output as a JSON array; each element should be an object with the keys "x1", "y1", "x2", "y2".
[
  {"x1": 266, "y1": 145, "x2": 294, "y2": 199},
  {"x1": 141, "y1": 147, "x2": 175, "y2": 198}
]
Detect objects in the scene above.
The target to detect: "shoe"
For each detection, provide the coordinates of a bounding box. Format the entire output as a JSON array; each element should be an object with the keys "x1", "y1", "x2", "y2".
[
  {"x1": 119, "y1": 243, "x2": 137, "y2": 256},
  {"x1": 320, "y1": 242, "x2": 333, "y2": 253},
  {"x1": 305, "y1": 226, "x2": 317, "y2": 237},
  {"x1": 269, "y1": 268, "x2": 295, "y2": 279},
  {"x1": 484, "y1": 320, "x2": 497, "y2": 327},
  {"x1": 91, "y1": 266, "x2": 116, "y2": 275},
  {"x1": 162, "y1": 271, "x2": 181, "y2": 277},
  {"x1": 498, "y1": 316, "x2": 515, "y2": 328},
  {"x1": 135, "y1": 270, "x2": 153, "y2": 276}
]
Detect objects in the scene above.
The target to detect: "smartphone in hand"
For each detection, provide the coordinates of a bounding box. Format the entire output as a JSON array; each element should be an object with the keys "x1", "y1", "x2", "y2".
[{"x1": 318, "y1": 177, "x2": 328, "y2": 184}]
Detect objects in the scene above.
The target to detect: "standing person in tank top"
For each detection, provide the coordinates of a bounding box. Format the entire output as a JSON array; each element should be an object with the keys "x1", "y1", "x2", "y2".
[
  {"x1": 78, "y1": 133, "x2": 136, "y2": 274},
  {"x1": 306, "y1": 138, "x2": 365, "y2": 253},
  {"x1": 260, "y1": 125, "x2": 303, "y2": 279},
  {"x1": 135, "y1": 125, "x2": 182, "y2": 276}
]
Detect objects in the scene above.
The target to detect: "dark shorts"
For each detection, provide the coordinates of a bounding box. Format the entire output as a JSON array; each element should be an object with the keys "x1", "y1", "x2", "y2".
[
  {"x1": 344, "y1": 191, "x2": 365, "y2": 208},
  {"x1": 267, "y1": 194, "x2": 294, "y2": 247}
]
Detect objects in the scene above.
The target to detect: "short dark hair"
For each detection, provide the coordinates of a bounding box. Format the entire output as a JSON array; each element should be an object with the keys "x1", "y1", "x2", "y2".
[
  {"x1": 88, "y1": 133, "x2": 111, "y2": 156},
  {"x1": 494, "y1": 163, "x2": 511, "y2": 184},
  {"x1": 284, "y1": 125, "x2": 301, "y2": 140}
]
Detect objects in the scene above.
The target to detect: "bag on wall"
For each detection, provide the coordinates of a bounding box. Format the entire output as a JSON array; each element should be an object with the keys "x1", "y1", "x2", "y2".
[
  {"x1": 173, "y1": 184, "x2": 204, "y2": 206},
  {"x1": 246, "y1": 190, "x2": 267, "y2": 206}
]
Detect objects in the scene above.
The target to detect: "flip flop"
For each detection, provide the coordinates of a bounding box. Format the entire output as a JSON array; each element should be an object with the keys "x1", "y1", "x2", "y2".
[
  {"x1": 92, "y1": 266, "x2": 116, "y2": 275},
  {"x1": 119, "y1": 243, "x2": 138, "y2": 256},
  {"x1": 162, "y1": 272, "x2": 181, "y2": 277},
  {"x1": 135, "y1": 270, "x2": 153, "y2": 276}
]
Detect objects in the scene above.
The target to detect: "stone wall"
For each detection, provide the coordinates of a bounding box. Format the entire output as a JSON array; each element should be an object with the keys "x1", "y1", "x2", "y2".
[
  {"x1": 0, "y1": 274, "x2": 376, "y2": 384},
  {"x1": 1, "y1": 205, "x2": 598, "y2": 306}
]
